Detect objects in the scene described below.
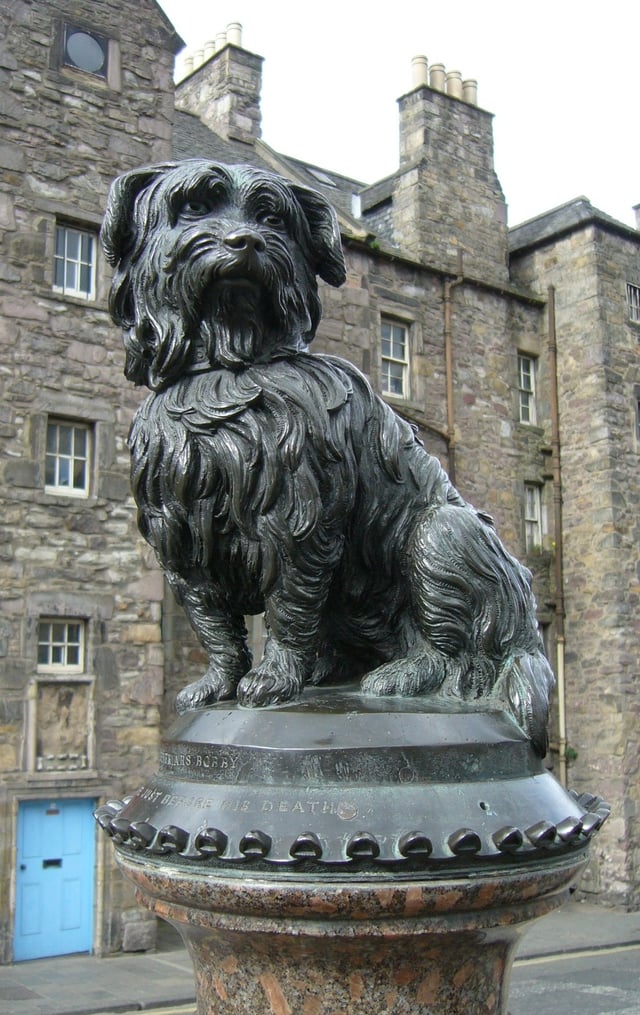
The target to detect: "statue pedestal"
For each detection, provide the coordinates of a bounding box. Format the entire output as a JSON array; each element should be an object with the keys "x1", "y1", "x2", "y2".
[
  {"x1": 97, "y1": 689, "x2": 608, "y2": 1014},
  {"x1": 118, "y1": 850, "x2": 584, "y2": 1014}
]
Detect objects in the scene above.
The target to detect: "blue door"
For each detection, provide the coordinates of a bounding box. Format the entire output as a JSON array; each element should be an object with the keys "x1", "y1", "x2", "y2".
[{"x1": 14, "y1": 798, "x2": 96, "y2": 961}]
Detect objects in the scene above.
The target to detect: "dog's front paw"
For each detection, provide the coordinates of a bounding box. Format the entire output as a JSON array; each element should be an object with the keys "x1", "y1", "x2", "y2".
[
  {"x1": 175, "y1": 668, "x2": 238, "y2": 714},
  {"x1": 237, "y1": 640, "x2": 308, "y2": 707},
  {"x1": 361, "y1": 654, "x2": 444, "y2": 697},
  {"x1": 237, "y1": 664, "x2": 303, "y2": 707}
]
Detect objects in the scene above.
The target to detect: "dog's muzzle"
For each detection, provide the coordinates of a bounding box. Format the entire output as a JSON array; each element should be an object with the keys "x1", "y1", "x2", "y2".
[{"x1": 217, "y1": 228, "x2": 266, "y2": 279}]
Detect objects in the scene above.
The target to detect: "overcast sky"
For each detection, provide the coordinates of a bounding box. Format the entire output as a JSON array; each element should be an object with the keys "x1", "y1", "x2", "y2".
[{"x1": 159, "y1": 0, "x2": 637, "y2": 230}]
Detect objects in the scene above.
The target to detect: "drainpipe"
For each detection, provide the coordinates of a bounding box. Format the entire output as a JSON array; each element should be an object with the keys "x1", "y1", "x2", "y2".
[
  {"x1": 95, "y1": 823, "x2": 105, "y2": 955},
  {"x1": 547, "y1": 285, "x2": 567, "y2": 785},
  {"x1": 443, "y1": 249, "x2": 464, "y2": 484}
]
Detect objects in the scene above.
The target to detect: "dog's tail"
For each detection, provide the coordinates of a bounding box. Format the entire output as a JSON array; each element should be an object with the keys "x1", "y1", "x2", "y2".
[{"x1": 493, "y1": 649, "x2": 555, "y2": 757}]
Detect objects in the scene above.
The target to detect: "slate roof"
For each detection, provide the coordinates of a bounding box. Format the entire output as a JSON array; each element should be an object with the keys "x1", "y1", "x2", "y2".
[
  {"x1": 280, "y1": 156, "x2": 365, "y2": 217},
  {"x1": 173, "y1": 111, "x2": 270, "y2": 169},
  {"x1": 509, "y1": 197, "x2": 639, "y2": 254}
]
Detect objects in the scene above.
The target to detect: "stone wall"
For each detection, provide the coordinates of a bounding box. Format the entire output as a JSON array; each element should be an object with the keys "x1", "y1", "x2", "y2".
[
  {"x1": 511, "y1": 226, "x2": 640, "y2": 906},
  {"x1": 0, "y1": 0, "x2": 179, "y2": 961}
]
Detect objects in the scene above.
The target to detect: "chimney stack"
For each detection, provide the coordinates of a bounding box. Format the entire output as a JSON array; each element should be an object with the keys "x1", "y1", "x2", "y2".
[
  {"x1": 175, "y1": 23, "x2": 263, "y2": 145},
  {"x1": 394, "y1": 55, "x2": 508, "y2": 285}
]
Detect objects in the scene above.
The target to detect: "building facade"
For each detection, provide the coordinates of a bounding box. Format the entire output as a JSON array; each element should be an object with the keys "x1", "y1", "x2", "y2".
[{"x1": 0, "y1": 0, "x2": 638, "y2": 962}]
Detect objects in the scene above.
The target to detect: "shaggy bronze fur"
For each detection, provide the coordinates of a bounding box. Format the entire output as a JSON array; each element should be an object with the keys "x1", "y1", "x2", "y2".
[{"x1": 102, "y1": 160, "x2": 554, "y2": 754}]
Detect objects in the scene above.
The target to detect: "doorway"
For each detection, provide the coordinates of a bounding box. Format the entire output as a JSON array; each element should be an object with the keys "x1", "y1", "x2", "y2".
[{"x1": 14, "y1": 798, "x2": 96, "y2": 961}]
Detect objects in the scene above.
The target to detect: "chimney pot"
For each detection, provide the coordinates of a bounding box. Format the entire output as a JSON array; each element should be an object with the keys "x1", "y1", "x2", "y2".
[
  {"x1": 192, "y1": 49, "x2": 204, "y2": 70},
  {"x1": 226, "y1": 22, "x2": 243, "y2": 47},
  {"x1": 182, "y1": 54, "x2": 194, "y2": 76},
  {"x1": 203, "y1": 40, "x2": 215, "y2": 61},
  {"x1": 429, "y1": 63, "x2": 446, "y2": 91},
  {"x1": 463, "y1": 79, "x2": 478, "y2": 105},
  {"x1": 411, "y1": 55, "x2": 429, "y2": 89},
  {"x1": 215, "y1": 32, "x2": 227, "y2": 52},
  {"x1": 446, "y1": 70, "x2": 463, "y2": 99}
]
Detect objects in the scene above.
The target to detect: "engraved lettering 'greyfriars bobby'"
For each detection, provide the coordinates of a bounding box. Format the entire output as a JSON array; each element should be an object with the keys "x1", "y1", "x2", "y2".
[{"x1": 102, "y1": 160, "x2": 554, "y2": 753}]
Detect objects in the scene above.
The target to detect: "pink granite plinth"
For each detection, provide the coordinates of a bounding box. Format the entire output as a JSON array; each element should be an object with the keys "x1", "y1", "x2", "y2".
[{"x1": 118, "y1": 851, "x2": 586, "y2": 1014}]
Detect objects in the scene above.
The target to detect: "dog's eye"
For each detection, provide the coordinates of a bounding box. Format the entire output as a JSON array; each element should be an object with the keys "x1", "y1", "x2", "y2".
[
  {"x1": 180, "y1": 200, "x2": 210, "y2": 217},
  {"x1": 258, "y1": 212, "x2": 285, "y2": 228}
]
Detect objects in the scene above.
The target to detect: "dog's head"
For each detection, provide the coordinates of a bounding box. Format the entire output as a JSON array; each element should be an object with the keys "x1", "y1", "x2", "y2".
[{"x1": 101, "y1": 161, "x2": 347, "y2": 390}]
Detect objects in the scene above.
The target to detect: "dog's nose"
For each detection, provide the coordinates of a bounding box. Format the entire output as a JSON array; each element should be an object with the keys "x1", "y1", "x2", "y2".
[{"x1": 223, "y1": 229, "x2": 266, "y2": 254}]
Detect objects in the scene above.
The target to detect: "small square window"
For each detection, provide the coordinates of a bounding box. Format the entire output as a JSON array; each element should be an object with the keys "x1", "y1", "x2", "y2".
[
  {"x1": 37, "y1": 619, "x2": 85, "y2": 674},
  {"x1": 45, "y1": 419, "x2": 91, "y2": 497},
  {"x1": 63, "y1": 24, "x2": 109, "y2": 78},
  {"x1": 518, "y1": 353, "x2": 537, "y2": 425},
  {"x1": 524, "y1": 484, "x2": 543, "y2": 552},
  {"x1": 381, "y1": 319, "x2": 409, "y2": 398},
  {"x1": 627, "y1": 283, "x2": 640, "y2": 324},
  {"x1": 53, "y1": 224, "x2": 97, "y2": 300}
]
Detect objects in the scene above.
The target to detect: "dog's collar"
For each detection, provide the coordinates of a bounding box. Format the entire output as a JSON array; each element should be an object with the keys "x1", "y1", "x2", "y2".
[{"x1": 182, "y1": 351, "x2": 302, "y2": 378}]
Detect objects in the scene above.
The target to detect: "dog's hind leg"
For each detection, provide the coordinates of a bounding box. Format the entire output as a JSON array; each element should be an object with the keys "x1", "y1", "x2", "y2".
[
  {"x1": 168, "y1": 575, "x2": 252, "y2": 713},
  {"x1": 361, "y1": 648, "x2": 446, "y2": 698}
]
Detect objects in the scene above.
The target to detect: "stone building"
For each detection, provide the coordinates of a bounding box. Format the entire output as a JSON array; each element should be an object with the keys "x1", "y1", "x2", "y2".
[{"x1": 0, "y1": 0, "x2": 638, "y2": 962}]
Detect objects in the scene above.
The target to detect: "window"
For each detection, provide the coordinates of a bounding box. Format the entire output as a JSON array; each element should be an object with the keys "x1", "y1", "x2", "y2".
[
  {"x1": 518, "y1": 353, "x2": 537, "y2": 425},
  {"x1": 63, "y1": 24, "x2": 109, "y2": 78},
  {"x1": 53, "y1": 224, "x2": 97, "y2": 299},
  {"x1": 627, "y1": 283, "x2": 640, "y2": 323},
  {"x1": 381, "y1": 319, "x2": 409, "y2": 397},
  {"x1": 45, "y1": 419, "x2": 91, "y2": 496},
  {"x1": 306, "y1": 167, "x2": 337, "y2": 188},
  {"x1": 37, "y1": 619, "x2": 85, "y2": 674},
  {"x1": 524, "y1": 484, "x2": 543, "y2": 551}
]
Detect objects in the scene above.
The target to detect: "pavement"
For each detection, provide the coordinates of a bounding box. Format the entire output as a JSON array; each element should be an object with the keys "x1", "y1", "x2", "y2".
[{"x1": 1, "y1": 898, "x2": 640, "y2": 1015}]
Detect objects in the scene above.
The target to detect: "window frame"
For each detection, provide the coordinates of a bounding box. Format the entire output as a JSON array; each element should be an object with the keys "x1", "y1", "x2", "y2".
[
  {"x1": 381, "y1": 317, "x2": 410, "y2": 399},
  {"x1": 524, "y1": 483, "x2": 543, "y2": 552},
  {"x1": 53, "y1": 223, "x2": 97, "y2": 301},
  {"x1": 44, "y1": 418, "x2": 92, "y2": 498},
  {"x1": 517, "y1": 352, "x2": 537, "y2": 425},
  {"x1": 37, "y1": 618, "x2": 86, "y2": 676},
  {"x1": 50, "y1": 18, "x2": 121, "y2": 92},
  {"x1": 62, "y1": 23, "x2": 110, "y2": 79},
  {"x1": 626, "y1": 282, "x2": 640, "y2": 324},
  {"x1": 634, "y1": 387, "x2": 640, "y2": 445}
]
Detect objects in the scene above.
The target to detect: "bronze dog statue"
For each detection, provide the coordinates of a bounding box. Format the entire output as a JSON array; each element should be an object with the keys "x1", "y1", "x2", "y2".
[{"x1": 102, "y1": 160, "x2": 554, "y2": 754}]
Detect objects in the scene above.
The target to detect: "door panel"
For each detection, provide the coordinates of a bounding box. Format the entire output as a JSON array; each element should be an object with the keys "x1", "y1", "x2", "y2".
[{"x1": 14, "y1": 798, "x2": 96, "y2": 961}]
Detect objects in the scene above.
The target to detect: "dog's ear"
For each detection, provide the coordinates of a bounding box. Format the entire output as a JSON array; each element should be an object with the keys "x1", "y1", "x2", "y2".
[
  {"x1": 102, "y1": 163, "x2": 189, "y2": 389},
  {"x1": 101, "y1": 163, "x2": 177, "y2": 268},
  {"x1": 290, "y1": 184, "x2": 347, "y2": 288}
]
